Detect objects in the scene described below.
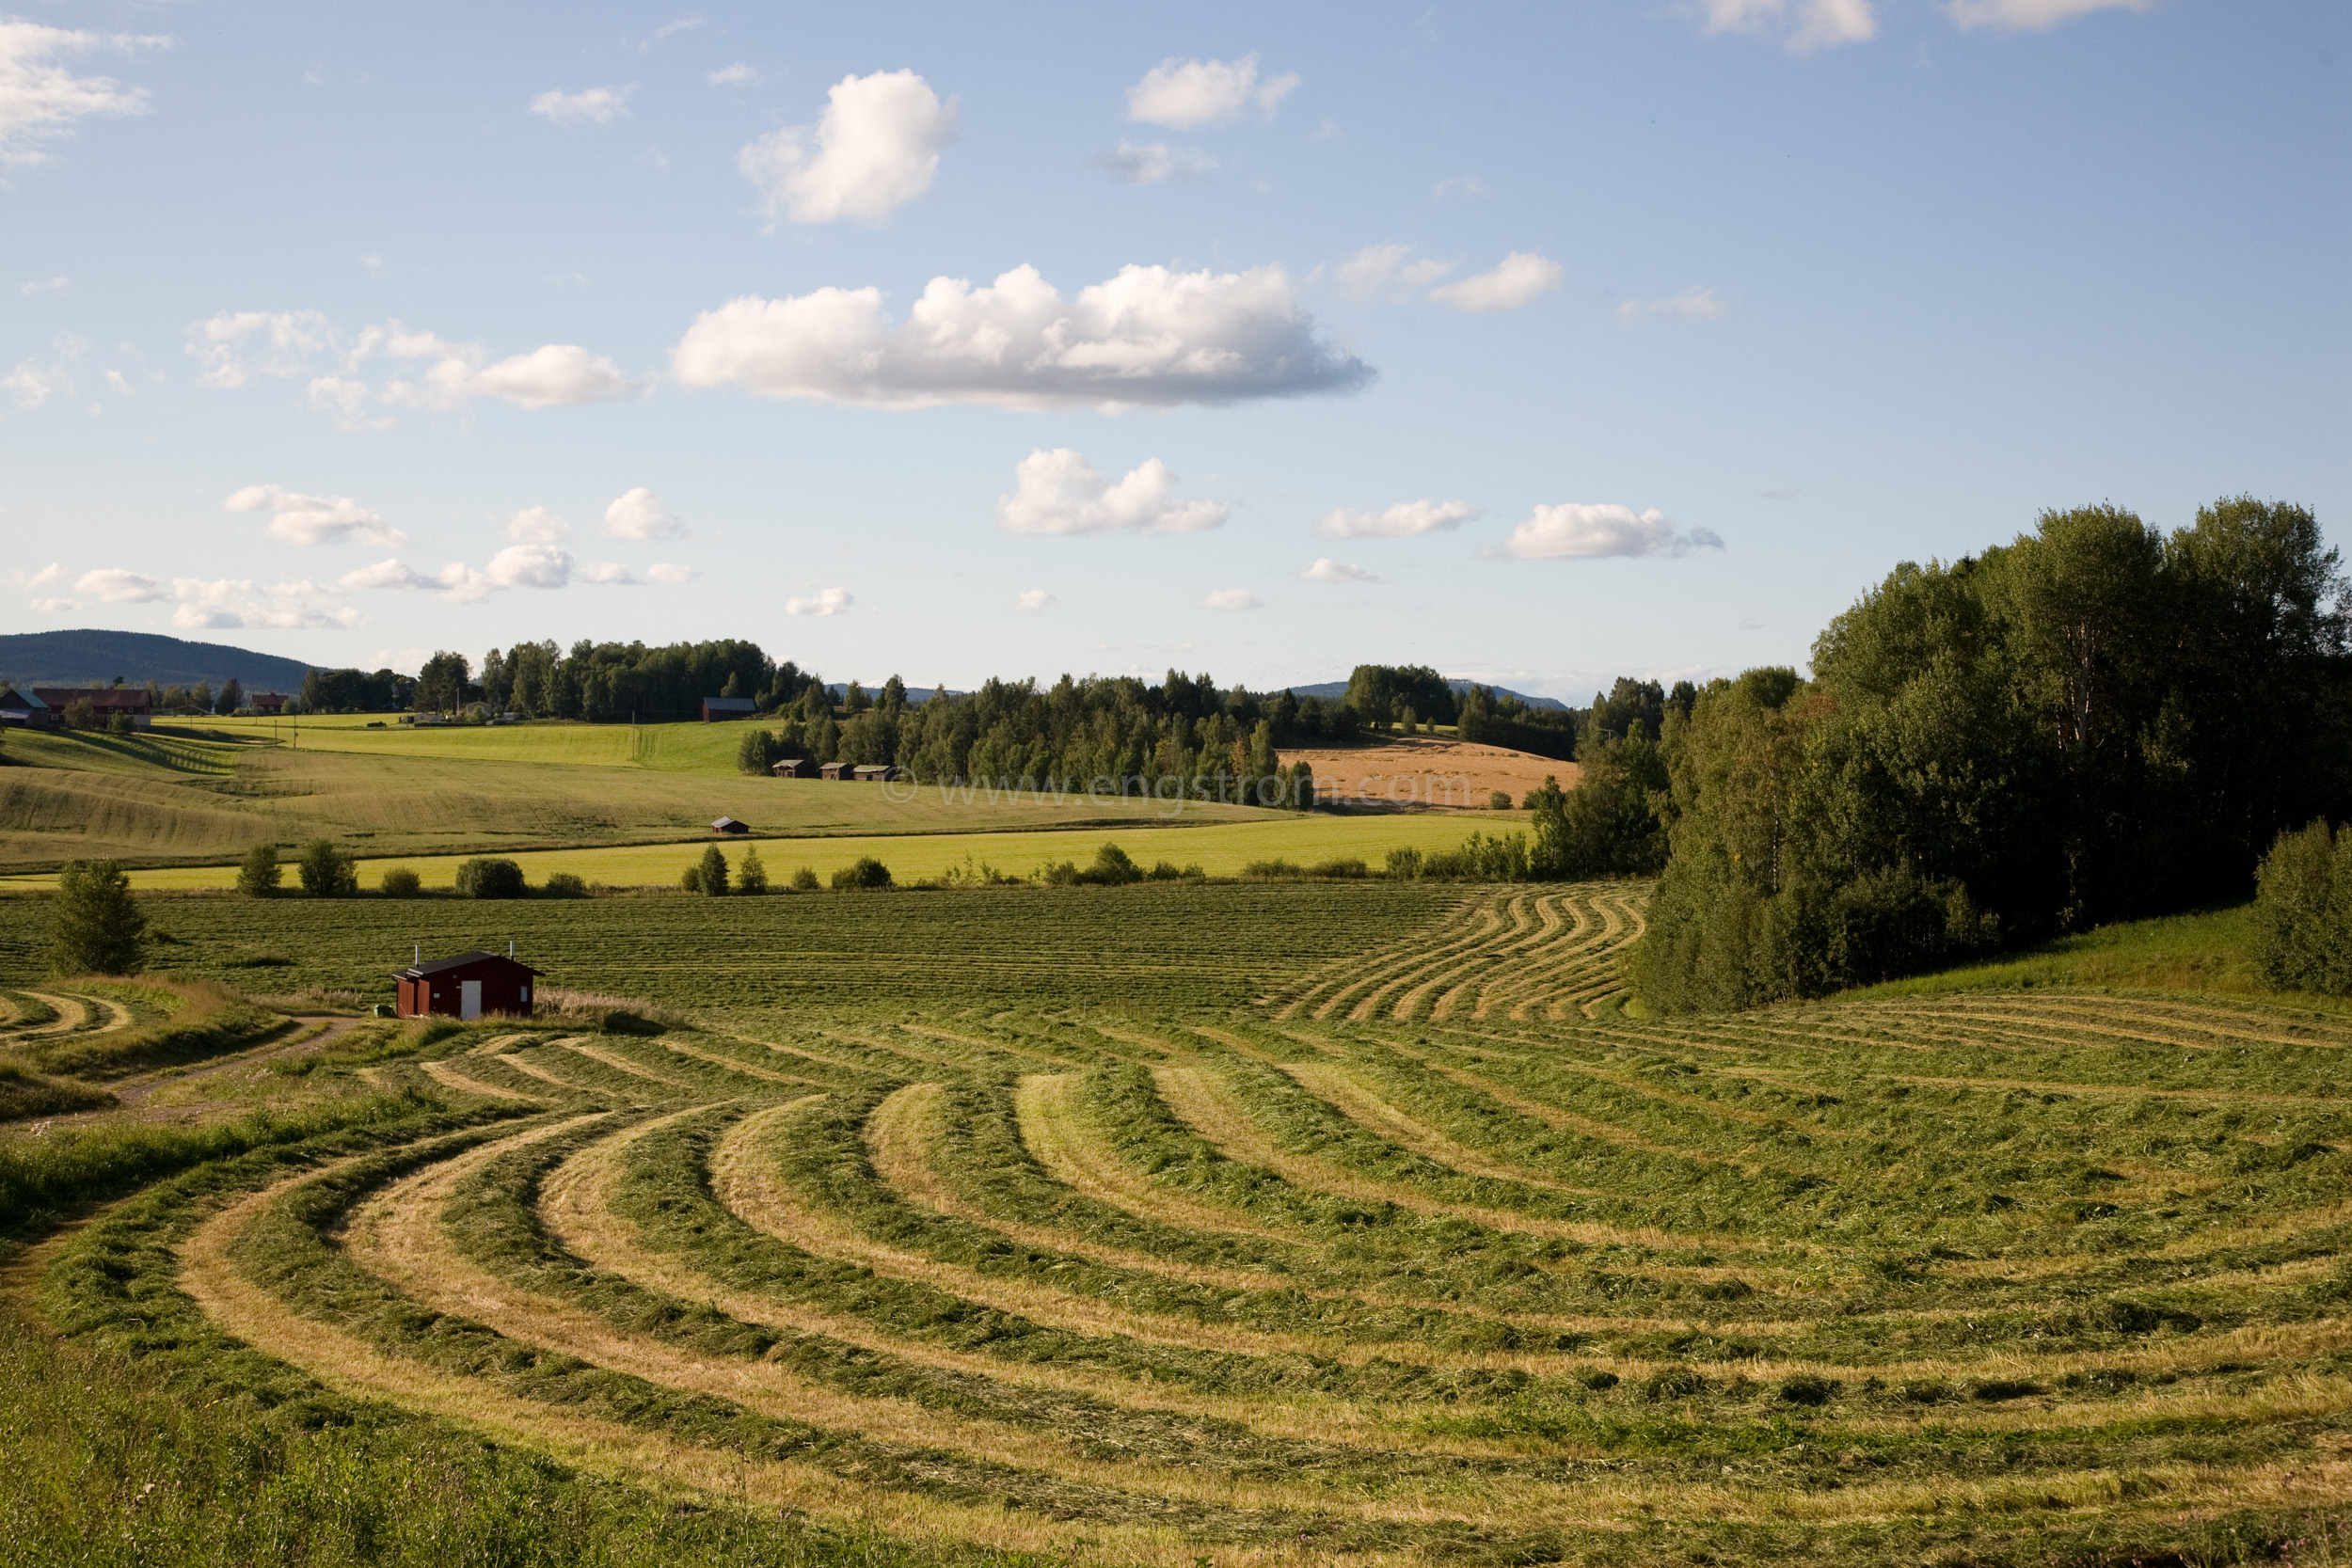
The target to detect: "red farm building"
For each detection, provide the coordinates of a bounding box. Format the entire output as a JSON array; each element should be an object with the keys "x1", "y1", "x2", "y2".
[{"x1": 393, "y1": 949, "x2": 542, "y2": 1021}]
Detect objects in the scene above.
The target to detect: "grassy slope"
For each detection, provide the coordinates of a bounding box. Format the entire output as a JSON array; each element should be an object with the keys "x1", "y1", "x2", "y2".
[{"x1": 0, "y1": 720, "x2": 1306, "y2": 872}]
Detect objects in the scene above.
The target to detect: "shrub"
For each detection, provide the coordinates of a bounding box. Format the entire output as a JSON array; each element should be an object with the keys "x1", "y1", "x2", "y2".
[
  {"x1": 379, "y1": 866, "x2": 422, "y2": 897},
  {"x1": 1240, "y1": 859, "x2": 1304, "y2": 880},
  {"x1": 295, "y1": 838, "x2": 358, "y2": 897},
  {"x1": 234, "y1": 842, "x2": 281, "y2": 898},
  {"x1": 1386, "y1": 847, "x2": 1424, "y2": 879},
  {"x1": 737, "y1": 847, "x2": 769, "y2": 895},
  {"x1": 1084, "y1": 843, "x2": 1143, "y2": 886},
  {"x1": 2253, "y1": 818, "x2": 2352, "y2": 992},
  {"x1": 540, "y1": 871, "x2": 589, "y2": 898},
  {"x1": 453, "y1": 857, "x2": 528, "y2": 899},
  {"x1": 1041, "y1": 860, "x2": 1080, "y2": 887},
  {"x1": 1146, "y1": 860, "x2": 1187, "y2": 881},
  {"x1": 789, "y1": 866, "x2": 820, "y2": 892},
  {"x1": 49, "y1": 860, "x2": 146, "y2": 976},
  {"x1": 832, "y1": 856, "x2": 892, "y2": 890},
  {"x1": 1308, "y1": 857, "x2": 1369, "y2": 879},
  {"x1": 1489, "y1": 790, "x2": 1515, "y2": 811}
]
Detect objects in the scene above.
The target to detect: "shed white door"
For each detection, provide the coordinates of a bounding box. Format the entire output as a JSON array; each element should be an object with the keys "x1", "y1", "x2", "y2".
[{"x1": 460, "y1": 980, "x2": 482, "y2": 1021}]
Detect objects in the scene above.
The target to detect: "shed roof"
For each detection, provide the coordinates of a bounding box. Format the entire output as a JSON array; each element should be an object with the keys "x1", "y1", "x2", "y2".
[
  {"x1": 704, "y1": 696, "x2": 756, "y2": 713},
  {"x1": 711, "y1": 815, "x2": 750, "y2": 832},
  {"x1": 0, "y1": 687, "x2": 46, "y2": 710},
  {"x1": 392, "y1": 949, "x2": 544, "y2": 980}
]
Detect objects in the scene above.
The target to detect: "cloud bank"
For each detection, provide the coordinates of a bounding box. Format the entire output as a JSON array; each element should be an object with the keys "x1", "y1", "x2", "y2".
[
  {"x1": 227, "y1": 484, "x2": 409, "y2": 548},
  {"x1": 671, "y1": 262, "x2": 1371, "y2": 410},
  {"x1": 0, "y1": 21, "x2": 167, "y2": 169}
]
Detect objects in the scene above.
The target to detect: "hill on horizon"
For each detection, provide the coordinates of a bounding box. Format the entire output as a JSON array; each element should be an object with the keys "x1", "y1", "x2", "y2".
[
  {"x1": 0, "y1": 628, "x2": 312, "y2": 693},
  {"x1": 1287, "y1": 679, "x2": 1571, "y2": 712}
]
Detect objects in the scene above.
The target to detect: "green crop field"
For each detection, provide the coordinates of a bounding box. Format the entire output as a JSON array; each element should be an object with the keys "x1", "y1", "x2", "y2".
[
  {"x1": 0, "y1": 721, "x2": 1300, "y2": 873},
  {"x1": 3, "y1": 879, "x2": 2346, "y2": 1567}
]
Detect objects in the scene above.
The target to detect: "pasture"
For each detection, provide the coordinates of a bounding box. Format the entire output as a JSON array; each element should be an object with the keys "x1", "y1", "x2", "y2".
[{"x1": 2, "y1": 881, "x2": 2347, "y2": 1565}]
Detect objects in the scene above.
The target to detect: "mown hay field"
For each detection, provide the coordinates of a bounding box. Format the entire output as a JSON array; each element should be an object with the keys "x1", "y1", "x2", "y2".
[{"x1": 5, "y1": 881, "x2": 2349, "y2": 1566}]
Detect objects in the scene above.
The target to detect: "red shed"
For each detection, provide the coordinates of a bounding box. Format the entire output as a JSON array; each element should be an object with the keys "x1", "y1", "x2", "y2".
[{"x1": 393, "y1": 949, "x2": 542, "y2": 1021}]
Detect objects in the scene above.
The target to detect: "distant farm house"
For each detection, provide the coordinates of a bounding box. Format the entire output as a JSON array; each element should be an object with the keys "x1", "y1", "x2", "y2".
[
  {"x1": 711, "y1": 816, "x2": 751, "y2": 834},
  {"x1": 249, "y1": 691, "x2": 290, "y2": 713},
  {"x1": 0, "y1": 687, "x2": 51, "y2": 727},
  {"x1": 702, "y1": 696, "x2": 756, "y2": 722},
  {"x1": 770, "y1": 757, "x2": 817, "y2": 779},
  {"x1": 35, "y1": 686, "x2": 151, "y2": 729},
  {"x1": 393, "y1": 949, "x2": 541, "y2": 1021}
]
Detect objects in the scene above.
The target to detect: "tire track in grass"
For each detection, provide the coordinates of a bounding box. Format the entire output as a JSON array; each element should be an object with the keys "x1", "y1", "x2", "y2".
[
  {"x1": 175, "y1": 1149, "x2": 1211, "y2": 1564},
  {"x1": 11, "y1": 990, "x2": 90, "y2": 1037}
]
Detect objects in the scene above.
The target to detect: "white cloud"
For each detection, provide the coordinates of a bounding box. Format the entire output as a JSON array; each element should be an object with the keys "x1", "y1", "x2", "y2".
[
  {"x1": 646, "y1": 562, "x2": 697, "y2": 584},
  {"x1": 4, "y1": 359, "x2": 57, "y2": 407},
  {"x1": 171, "y1": 576, "x2": 358, "y2": 630},
  {"x1": 75, "y1": 567, "x2": 166, "y2": 602},
  {"x1": 1697, "y1": 0, "x2": 1878, "y2": 51},
  {"x1": 645, "y1": 17, "x2": 705, "y2": 46},
  {"x1": 530, "y1": 85, "x2": 634, "y2": 128},
  {"x1": 227, "y1": 483, "x2": 409, "y2": 548},
  {"x1": 186, "y1": 309, "x2": 334, "y2": 388},
  {"x1": 1200, "y1": 588, "x2": 1263, "y2": 611},
  {"x1": 341, "y1": 545, "x2": 580, "y2": 603},
  {"x1": 737, "y1": 70, "x2": 957, "y2": 228},
  {"x1": 1315, "y1": 499, "x2": 1477, "y2": 539},
  {"x1": 4, "y1": 562, "x2": 66, "y2": 591},
  {"x1": 480, "y1": 544, "x2": 572, "y2": 590},
  {"x1": 432, "y1": 341, "x2": 634, "y2": 410},
  {"x1": 786, "y1": 586, "x2": 852, "y2": 616},
  {"x1": 1616, "y1": 286, "x2": 1728, "y2": 325},
  {"x1": 1430, "y1": 251, "x2": 1564, "y2": 312},
  {"x1": 1299, "y1": 558, "x2": 1379, "y2": 584},
  {"x1": 1331, "y1": 243, "x2": 1454, "y2": 303},
  {"x1": 707, "y1": 62, "x2": 756, "y2": 87},
  {"x1": 504, "y1": 505, "x2": 568, "y2": 544},
  {"x1": 576, "y1": 561, "x2": 637, "y2": 584},
  {"x1": 0, "y1": 20, "x2": 168, "y2": 169},
  {"x1": 602, "y1": 486, "x2": 684, "y2": 539},
  {"x1": 1431, "y1": 175, "x2": 1487, "y2": 199},
  {"x1": 359, "y1": 253, "x2": 388, "y2": 279},
  {"x1": 1126, "y1": 55, "x2": 1298, "y2": 128},
  {"x1": 1014, "y1": 588, "x2": 1057, "y2": 612},
  {"x1": 337, "y1": 560, "x2": 433, "y2": 592},
  {"x1": 21, "y1": 276, "x2": 69, "y2": 294},
  {"x1": 997, "y1": 449, "x2": 1228, "y2": 536},
  {"x1": 1498, "y1": 503, "x2": 1726, "y2": 560},
  {"x1": 1096, "y1": 139, "x2": 1216, "y2": 184},
  {"x1": 672, "y1": 261, "x2": 1370, "y2": 410},
  {"x1": 30, "y1": 597, "x2": 75, "y2": 611},
  {"x1": 1946, "y1": 0, "x2": 2152, "y2": 29},
  {"x1": 104, "y1": 369, "x2": 132, "y2": 396}
]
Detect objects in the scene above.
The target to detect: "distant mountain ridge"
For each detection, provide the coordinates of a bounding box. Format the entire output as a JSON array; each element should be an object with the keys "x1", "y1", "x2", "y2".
[
  {"x1": 1285, "y1": 679, "x2": 1571, "y2": 713},
  {"x1": 0, "y1": 629, "x2": 312, "y2": 692}
]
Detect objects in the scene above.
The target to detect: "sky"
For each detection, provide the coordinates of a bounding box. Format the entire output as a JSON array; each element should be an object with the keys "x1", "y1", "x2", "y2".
[{"x1": 2, "y1": 0, "x2": 2345, "y2": 699}]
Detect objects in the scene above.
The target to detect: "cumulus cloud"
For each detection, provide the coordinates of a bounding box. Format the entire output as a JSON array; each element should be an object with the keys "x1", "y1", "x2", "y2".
[
  {"x1": 530, "y1": 85, "x2": 633, "y2": 127},
  {"x1": 576, "y1": 561, "x2": 637, "y2": 584},
  {"x1": 1430, "y1": 251, "x2": 1564, "y2": 312},
  {"x1": 1330, "y1": 243, "x2": 1454, "y2": 303},
  {"x1": 4, "y1": 358, "x2": 58, "y2": 407},
  {"x1": 707, "y1": 62, "x2": 756, "y2": 87},
  {"x1": 1697, "y1": 0, "x2": 1877, "y2": 51},
  {"x1": 339, "y1": 545, "x2": 590, "y2": 603},
  {"x1": 1095, "y1": 139, "x2": 1215, "y2": 184},
  {"x1": 170, "y1": 577, "x2": 358, "y2": 630},
  {"x1": 504, "y1": 505, "x2": 568, "y2": 544},
  {"x1": 190, "y1": 311, "x2": 632, "y2": 420},
  {"x1": 1498, "y1": 503, "x2": 1725, "y2": 560},
  {"x1": 75, "y1": 566, "x2": 166, "y2": 603},
  {"x1": 4, "y1": 562, "x2": 66, "y2": 592},
  {"x1": 227, "y1": 483, "x2": 409, "y2": 548},
  {"x1": 737, "y1": 69, "x2": 957, "y2": 228},
  {"x1": 786, "y1": 586, "x2": 852, "y2": 616},
  {"x1": 0, "y1": 20, "x2": 168, "y2": 169},
  {"x1": 672, "y1": 261, "x2": 1370, "y2": 411},
  {"x1": 1315, "y1": 499, "x2": 1477, "y2": 539},
  {"x1": 997, "y1": 449, "x2": 1227, "y2": 536},
  {"x1": 646, "y1": 562, "x2": 697, "y2": 584},
  {"x1": 1946, "y1": 0, "x2": 2151, "y2": 28},
  {"x1": 602, "y1": 486, "x2": 684, "y2": 539},
  {"x1": 1200, "y1": 588, "x2": 1262, "y2": 611},
  {"x1": 1616, "y1": 286, "x2": 1728, "y2": 325},
  {"x1": 1299, "y1": 558, "x2": 1379, "y2": 584},
  {"x1": 1126, "y1": 55, "x2": 1298, "y2": 128},
  {"x1": 1014, "y1": 588, "x2": 1057, "y2": 612}
]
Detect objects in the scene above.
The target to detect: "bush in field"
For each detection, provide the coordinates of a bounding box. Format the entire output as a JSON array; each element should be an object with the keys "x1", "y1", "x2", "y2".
[
  {"x1": 1488, "y1": 790, "x2": 1514, "y2": 811},
  {"x1": 1386, "y1": 847, "x2": 1423, "y2": 879},
  {"x1": 1309, "y1": 857, "x2": 1369, "y2": 879},
  {"x1": 235, "y1": 843, "x2": 281, "y2": 898},
  {"x1": 682, "y1": 845, "x2": 729, "y2": 896},
  {"x1": 379, "y1": 866, "x2": 422, "y2": 897},
  {"x1": 790, "y1": 866, "x2": 820, "y2": 892},
  {"x1": 49, "y1": 860, "x2": 147, "y2": 976},
  {"x1": 832, "y1": 856, "x2": 892, "y2": 890},
  {"x1": 737, "y1": 847, "x2": 768, "y2": 895},
  {"x1": 296, "y1": 838, "x2": 358, "y2": 897},
  {"x1": 1145, "y1": 860, "x2": 1201, "y2": 881},
  {"x1": 453, "y1": 857, "x2": 528, "y2": 899},
  {"x1": 540, "y1": 871, "x2": 589, "y2": 898},
  {"x1": 1086, "y1": 843, "x2": 1143, "y2": 886},
  {"x1": 1240, "y1": 859, "x2": 1304, "y2": 879},
  {"x1": 2254, "y1": 819, "x2": 2352, "y2": 992}
]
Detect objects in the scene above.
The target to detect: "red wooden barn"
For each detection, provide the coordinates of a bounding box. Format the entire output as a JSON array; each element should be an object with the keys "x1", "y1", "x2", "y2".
[{"x1": 393, "y1": 950, "x2": 542, "y2": 1021}]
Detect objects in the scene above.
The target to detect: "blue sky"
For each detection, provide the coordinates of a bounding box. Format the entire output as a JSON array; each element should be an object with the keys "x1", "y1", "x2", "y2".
[{"x1": 3, "y1": 0, "x2": 2344, "y2": 697}]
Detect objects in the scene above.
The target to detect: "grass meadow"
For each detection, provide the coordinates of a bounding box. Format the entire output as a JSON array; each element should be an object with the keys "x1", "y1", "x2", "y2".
[{"x1": 2, "y1": 879, "x2": 2347, "y2": 1565}]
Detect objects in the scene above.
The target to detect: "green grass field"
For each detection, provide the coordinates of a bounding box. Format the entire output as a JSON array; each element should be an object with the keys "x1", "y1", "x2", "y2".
[{"x1": 2, "y1": 879, "x2": 2347, "y2": 1565}]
